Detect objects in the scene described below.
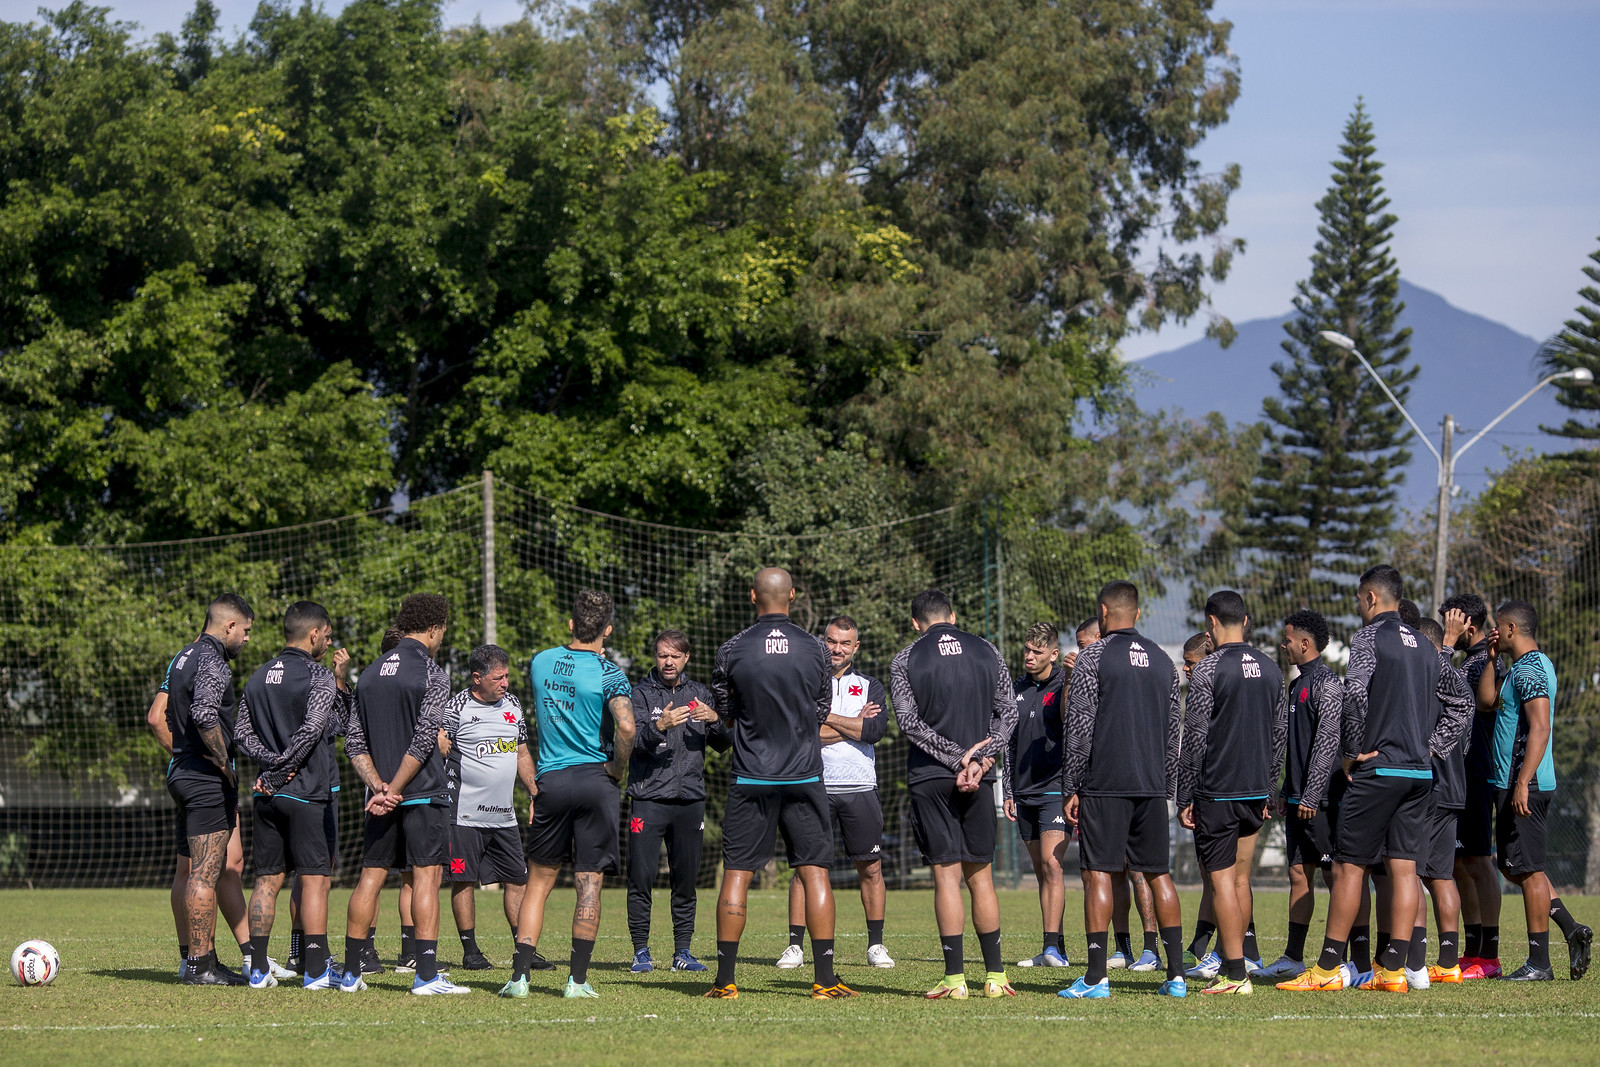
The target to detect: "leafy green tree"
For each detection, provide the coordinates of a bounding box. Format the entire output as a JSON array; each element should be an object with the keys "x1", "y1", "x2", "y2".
[
  {"x1": 1539, "y1": 235, "x2": 1600, "y2": 450},
  {"x1": 1234, "y1": 101, "x2": 1416, "y2": 629}
]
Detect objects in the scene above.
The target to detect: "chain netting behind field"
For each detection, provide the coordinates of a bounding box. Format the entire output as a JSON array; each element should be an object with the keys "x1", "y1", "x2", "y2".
[{"x1": 2, "y1": 474, "x2": 1597, "y2": 892}]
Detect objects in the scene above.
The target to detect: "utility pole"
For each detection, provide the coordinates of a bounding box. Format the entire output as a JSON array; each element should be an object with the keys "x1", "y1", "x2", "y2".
[
  {"x1": 483, "y1": 470, "x2": 497, "y2": 647},
  {"x1": 1432, "y1": 417, "x2": 1454, "y2": 614}
]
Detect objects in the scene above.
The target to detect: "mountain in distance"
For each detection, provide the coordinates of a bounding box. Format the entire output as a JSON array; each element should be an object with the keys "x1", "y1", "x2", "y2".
[{"x1": 1129, "y1": 280, "x2": 1574, "y2": 511}]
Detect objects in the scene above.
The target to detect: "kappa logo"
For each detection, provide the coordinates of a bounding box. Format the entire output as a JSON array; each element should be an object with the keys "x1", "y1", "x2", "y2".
[
  {"x1": 937, "y1": 635, "x2": 963, "y2": 657},
  {"x1": 869, "y1": 844, "x2": 880, "y2": 853},
  {"x1": 1052, "y1": 815, "x2": 1065, "y2": 824},
  {"x1": 1131, "y1": 641, "x2": 1145, "y2": 651}
]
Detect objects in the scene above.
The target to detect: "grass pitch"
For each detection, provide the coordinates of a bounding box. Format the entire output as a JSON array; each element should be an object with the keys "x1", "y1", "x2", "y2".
[{"x1": 2, "y1": 886, "x2": 1598, "y2": 1065}]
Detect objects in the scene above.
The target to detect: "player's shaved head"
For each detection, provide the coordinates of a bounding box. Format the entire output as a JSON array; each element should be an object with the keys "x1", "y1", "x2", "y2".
[
  {"x1": 1097, "y1": 580, "x2": 1139, "y2": 628},
  {"x1": 1358, "y1": 564, "x2": 1403, "y2": 608},
  {"x1": 204, "y1": 592, "x2": 254, "y2": 630},
  {"x1": 752, "y1": 567, "x2": 795, "y2": 614}
]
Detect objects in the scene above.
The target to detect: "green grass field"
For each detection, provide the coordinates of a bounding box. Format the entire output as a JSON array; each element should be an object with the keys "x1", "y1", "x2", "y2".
[{"x1": 3, "y1": 886, "x2": 1598, "y2": 1065}]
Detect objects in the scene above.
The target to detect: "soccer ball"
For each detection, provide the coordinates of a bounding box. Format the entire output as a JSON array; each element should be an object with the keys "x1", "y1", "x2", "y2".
[{"x1": 10, "y1": 941, "x2": 60, "y2": 986}]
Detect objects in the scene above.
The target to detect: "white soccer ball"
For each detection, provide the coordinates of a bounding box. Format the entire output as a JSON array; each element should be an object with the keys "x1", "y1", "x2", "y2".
[{"x1": 11, "y1": 940, "x2": 60, "y2": 986}]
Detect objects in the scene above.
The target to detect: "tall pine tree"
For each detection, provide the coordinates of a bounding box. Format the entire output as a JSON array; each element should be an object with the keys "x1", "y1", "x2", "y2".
[
  {"x1": 1538, "y1": 236, "x2": 1600, "y2": 451},
  {"x1": 1241, "y1": 101, "x2": 1417, "y2": 622}
]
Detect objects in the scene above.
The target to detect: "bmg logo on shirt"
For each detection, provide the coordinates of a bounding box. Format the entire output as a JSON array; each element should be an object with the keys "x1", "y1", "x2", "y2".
[
  {"x1": 937, "y1": 635, "x2": 963, "y2": 657},
  {"x1": 766, "y1": 629, "x2": 790, "y2": 654}
]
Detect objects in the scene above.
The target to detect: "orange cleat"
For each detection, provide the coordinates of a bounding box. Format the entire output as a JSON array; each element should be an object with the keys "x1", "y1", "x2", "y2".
[
  {"x1": 1276, "y1": 966, "x2": 1347, "y2": 991},
  {"x1": 703, "y1": 983, "x2": 739, "y2": 999},
  {"x1": 1365, "y1": 967, "x2": 1408, "y2": 992},
  {"x1": 1427, "y1": 964, "x2": 1463, "y2": 984},
  {"x1": 811, "y1": 982, "x2": 859, "y2": 999}
]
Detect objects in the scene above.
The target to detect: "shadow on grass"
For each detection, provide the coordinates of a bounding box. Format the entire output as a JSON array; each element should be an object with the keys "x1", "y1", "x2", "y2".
[{"x1": 89, "y1": 968, "x2": 196, "y2": 985}]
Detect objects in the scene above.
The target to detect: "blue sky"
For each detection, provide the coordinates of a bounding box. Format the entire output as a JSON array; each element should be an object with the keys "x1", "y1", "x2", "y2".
[{"x1": 5, "y1": 0, "x2": 1597, "y2": 358}]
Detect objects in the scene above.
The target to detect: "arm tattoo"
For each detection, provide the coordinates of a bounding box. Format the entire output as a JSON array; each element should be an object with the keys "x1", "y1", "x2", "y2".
[{"x1": 350, "y1": 752, "x2": 384, "y2": 793}]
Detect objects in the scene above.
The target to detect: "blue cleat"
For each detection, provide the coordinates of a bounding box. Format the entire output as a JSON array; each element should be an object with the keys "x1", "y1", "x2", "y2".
[
  {"x1": 338, "y1": 970, "x2": 368, "y2": 993},
  {"x1": 631, "y1": 948, "x2": 654, "y2": 973},
  {"x1": 672, "y1": 951, "x2": 708, "y2": 972},
  {"x1": 1184, "y1": 951, "x2": 1221, "y2": 979},
  {"x1": 1129, "y1": 949, "x2": 1162, "y2": 972},
  {"x1": 302, "y1": 964, "x2": 338, "y2": 990},
  {"x1": 1058, "y1": 977, "x2": 1111, "y2": 999},
  {"x1": 1107, "y1": 950, "x2": 1133, "y2": 970},
  {"x1": 247, "y1": 967, "x2": 278, "y2": 990},
  {"x1": 1157, "y1": 977, "x2": 1188, "y2": 998}
]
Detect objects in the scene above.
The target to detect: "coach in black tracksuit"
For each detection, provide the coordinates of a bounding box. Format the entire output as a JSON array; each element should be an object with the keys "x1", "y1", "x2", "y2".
[
  {"x1": 1297, "y1": 566, "x2": 1472, "y2": 986},
  {"x1": 626, "y1": 631, "x2": 730, "y2": 966},
  {"x1": 235, "y1": 600, "x2": 343, "y2": 982},
  {"x1": 1060, "y1": 580, "x2": 1187, "y2": 989},
  {"x1": 705, "y1": 568, "x2": 846, "y2": 997},
  {"x1": 891, "y1": 589, "x2": 1018, "y2": 993},
  {"x1": 1175, "y1": 589, "x2": 1287, "y2": 989}
]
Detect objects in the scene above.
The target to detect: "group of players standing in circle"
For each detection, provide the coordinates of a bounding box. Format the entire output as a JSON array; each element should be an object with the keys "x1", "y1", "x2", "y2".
[{"x1": 149, "y1": 561, "x2": 1590, "y2": 1000}]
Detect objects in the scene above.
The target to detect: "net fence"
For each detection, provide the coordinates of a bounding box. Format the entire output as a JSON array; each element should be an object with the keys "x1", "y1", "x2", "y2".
[{"x1": 1, "y1": 472, "x2": 1596, "y2": 892}]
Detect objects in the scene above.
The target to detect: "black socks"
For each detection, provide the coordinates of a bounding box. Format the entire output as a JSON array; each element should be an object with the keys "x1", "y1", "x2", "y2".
[
  {"x1": 1406, "y1": 926, "x2": 1428, "y2": 972},
  {"x1": 789, "y1": 924, "x2": 805, "y2": 949},
  {"x1": 1317, "y1": 938, "x2": 1347, "y2": 972},
  {"x1": 289, "y1": 931, "x2": 302, "y2": 960},
  {"x1": 1286, "y1": 921, "x2": 1310, "y2": 962},
  {"x1": 1225, "y1": 956, "x2": 1247, "y2": 981},
  {"x1": 940, "y1": 934, "x2": 963, "y2": 977},
  {"x1": 415, "y1": 939, "x2": 438, "y2": 982},
  {"x1": 401, "y1": 924, "x2": 416, "y2": 961},
  {"x1": 512, "y1": 942, "x2": 536, "y2": 982},
  {"x1": 813, "y1": 938, "x2": 836, "y2": 987},
  {"x1": 1189, "y1": 919, "x2": 1216, "y2": 958},
  {"x1": 867, "y1": 920, "x2": 885, "y2": 949},
  {"x1": 571, "y1": 938, "x2": 594, "y2": 985},
  {"x1": 1242, "y1": 922, "x2": 1259, "y2": 962},
  {"x1": 249, "y1": 936, "x2": 268, "y2": 973},
  {"x1": 1350, "y1": 925, "x2": 1372, "y2": 972},
  {"x1": 976, "y1": 929, "x2": 1003, "y2": 973},
  {"x1": 1530, "y1": 931, "x2": 1551, "y2": 971},
  {"x1": 1086, "y1": 930, "x2": 1109, "y2": 984},
  {"x1": 1143, "y1": 930, "x2": 1159, "y2": 955},
  {"x1": 1438, "y1": 929, "x2": 1459, "y2": 969},
  {"x1": 303, "y1": 935, "x2": 329, "y2": 979},
  {"x1": 459, "y1": 927, "x2": 480, "y2": 956},
  {"x1": 715, "y1": 940, "x2": 738, "y2": 987},
  {"x1": 1551, "y1": 898, "x2": 1580, "y2": 939},
  {"x1": 1464, "y1": 923, "x2": 1482, "y2": 958},
  {"x1": 1115, "y1": 931, "x2": 1133, "y2": 958},
  {"x1": 344, "y1": 937, "x2": 365, "y2": 976},
  {"x1": 1160, "y1": 926, "x2": 1184, "y2": 980},
  {"x1": 1483, "y1": 925, "x2": 1500, "y2": 960},
  {"x1": 1376, "y1": 937, "x2": 1405, "y2": 972}
]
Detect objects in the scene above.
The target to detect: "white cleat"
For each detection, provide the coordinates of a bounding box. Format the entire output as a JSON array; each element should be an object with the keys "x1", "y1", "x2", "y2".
[
  {"x1": 1185, "y1": 951, "x2": 1221, "y2": 979},
  {"x1": 866, "y1": 944, "x2": 895, "y2": 969},
  {"x1": 776, "y1": 945, "x2": 805, "y2": 969},
  {"x1": 1129, "y1": 949, "x2": 1162, "y2": 972},
  {"x1": 338, "y1": 971, "x2": 368, "y2": 993},
  {"x1": 1107, "y1": 950, "x2": 1132, "y2": 970},
  {"x1": 412, "y1": 973, "x2": 473, "y2": 995},
  {"x1": 268, "y1": 956, "x2": 296, "y2": 980},
  {"x1": 1405, "y1": 966, "x2": 1431, "y2": 990}
]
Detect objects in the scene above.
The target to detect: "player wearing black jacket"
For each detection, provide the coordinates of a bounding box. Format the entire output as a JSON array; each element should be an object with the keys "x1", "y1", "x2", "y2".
[
  {"x1": 1004, "y1": 623, "x2": 1069, "y2": 970},
  {"x1": 1058, "y1": 582, "x2": 1187, "y2": 999},
  {"x1": 1280, "y1": 566, "x2": 1472, "y2": 993},
  {"x1": 1175, "y1": 590, "x2": 1287, "y2": 995},
  {"x1": 892, "y1": 589, "x2": 1019, "y2": 1000},
  {"x1": 340, "y1": 594, "x2": 465, "y2": 994},
  {"x1": 164, "y1": 593, "x2": 255, "y2": 986},
  {"x1": 626, "y1": 630, "x2": 729, "y2": 973},
  {"x1": 1416, "y1": 618, "x2": 1469, "y2": 981},
  {"x1": 704, "y1": 568, "x2": 852, "y2": 1001},
  {"x1": 235, "y1": 601, "x2": 344, "y2": 987}
]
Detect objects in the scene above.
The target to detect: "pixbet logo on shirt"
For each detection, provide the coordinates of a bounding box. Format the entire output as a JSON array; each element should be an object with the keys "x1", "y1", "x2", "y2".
[
  {"x1": 765, "y1": 629, "x2": 790, "y2": 654},
  {"x1": 937, "y1": 635, "x2": 963, "y2": 657}
]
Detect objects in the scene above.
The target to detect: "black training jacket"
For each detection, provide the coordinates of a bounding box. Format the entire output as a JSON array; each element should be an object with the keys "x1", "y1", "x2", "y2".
[
  {"x1": 1432, "y1": 647, "x2": 1470, "y2": 810},
  {"x1": 164, "y1": 633, "x2": 237, "y2": 785},
  {"x1": 1285, "y1": 660, "x2": 1344, "y2": 809},
  {"x1": 1342, "y1": 612, "x2": 1472, "y2": 776},
  {"x1": 1005, "y1": 665, "x2": 1066, "y2": 801},
  {"x1": 1061, "y1": 629, "x2": 1182, "y2": 800},
  {"x1": 628, "y1": 668, "x2": 731, "y2": 801},
  {"x1": 1461, "y1": 640, "x2": 1501, "y2": 782},
  {"x1": 711, "y1": 614, "x2": 831, "y2": 783},
  {"x1": 1175, "y1": 642, "x2": 1287, "y2": 809},
  {"x1": 345, "y1": 637, "x2": 452, "y2": 803},
  {"x1": 890, "y1": 623, "x2": 1017, "y2": 785},
  {"x1": 236, "y1": 647, "x2": 339, "y2": 800}
]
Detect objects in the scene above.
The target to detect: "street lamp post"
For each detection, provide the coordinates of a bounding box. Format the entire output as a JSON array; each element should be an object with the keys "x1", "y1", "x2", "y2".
[{"x1": 1316, "y1": 329, "x2": 1593, "y2": 611}]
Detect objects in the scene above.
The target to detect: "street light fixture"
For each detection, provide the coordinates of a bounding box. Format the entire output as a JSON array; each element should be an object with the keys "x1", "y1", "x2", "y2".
[{"x1": 1316, "y1": 330, "x2": 1594, "y2": 610}]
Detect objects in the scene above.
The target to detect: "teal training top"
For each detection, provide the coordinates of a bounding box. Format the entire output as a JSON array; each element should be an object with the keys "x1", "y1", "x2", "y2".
[
  {"x1": 1491, "y1": 649, "x2": 1557, "y2": 792},
  {"x1": 529, "y1": 645, "x2": 632, "y2": 777}
]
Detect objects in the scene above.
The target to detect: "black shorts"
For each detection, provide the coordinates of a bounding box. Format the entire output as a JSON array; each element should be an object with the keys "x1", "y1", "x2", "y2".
[
  {"x1": 822, "y1": 790, "x2": 883, "y2": 863},
  {"x1": 253, "y1": 795, "x2": 334, "y2": 877},
  {"x1": 1285, "y1": 807, "x2": 1334, "y2": 870},
  {"x1": 170, "y1": 772, "x2": 239, "y2": 854},
  {"x1": 1015, "y1": 797, "x2": 1068, "y2": 843},
  {"x1": 362, "y1": 801, "x2": 449, "y2": 869},
  {"x1": 527, "y1": 764, "x2": 621, "y2": 874},
  {"x1": 1192, "y1": 798, "x2": 1266, "y2": 873},
  {"x1": 1423, "y1": 804, "x2": 1461, "y2": 881},
  {"x1": 1459, "y1": 777, "x2": 1494, "y2": 857},
  {"x1": 1334, "y1": 773, "x2": 1431, "y2": 866},
  {"x1": 724, "y1": 780, "x2": 830, "y2": 871},
  {"x1": 446, "y1": 823, "x2": 529, "y2": 885},
  {"x1": 1495, "y1": 787, "x2": 1551, "y2": 877},
  {"x1": 1078, "y1": 795, "x2": 1169, "y2": 874},
  {"x1": 324, "y1": 793, "x2": 340, "y2": 869},
  {"x1": 910, "y1": 778, "x2": 997, "y2": 866}
]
